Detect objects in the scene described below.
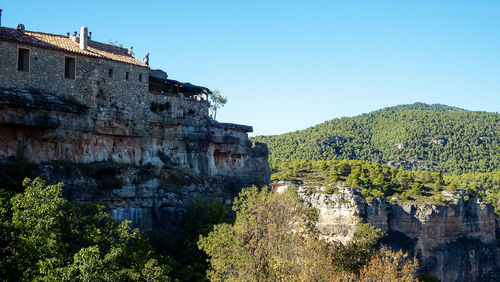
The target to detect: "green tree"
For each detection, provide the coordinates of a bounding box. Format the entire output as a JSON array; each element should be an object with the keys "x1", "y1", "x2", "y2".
[
  {"x1": 197, "y1": 185, "x2": 422, "y2": 281},
  {"x1": 372, "y1": 173, "x2": 386, "y2": 188},
  {"x1": 410, "y1": 182, "x2": 423, "y2": 195},
  {"x1": 10, "y1": 178, "x2": 67, "y2": 280},
  {"x1": 396, "y1": 170, "x2": 413, "y2": 189},
  {"x1": 1, "y1": 177, "x2": 174, "y2": 281},
  {"x1": 208, "y1": 89, "x2": 227, "y2": 120},
  {"x1": 198, "y1": 186, "x2": 335, "y2": 281}
]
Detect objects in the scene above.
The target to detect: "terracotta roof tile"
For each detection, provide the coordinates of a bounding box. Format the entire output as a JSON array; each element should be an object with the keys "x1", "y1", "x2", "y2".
[{"x1": 0, "y1": 27, "x2": 147, "y2": 67}]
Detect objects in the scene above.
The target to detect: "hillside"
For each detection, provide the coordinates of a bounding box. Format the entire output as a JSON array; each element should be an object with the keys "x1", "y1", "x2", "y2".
[{"x1": 252, "y1": 103, "x2": 500, "y2": 174}]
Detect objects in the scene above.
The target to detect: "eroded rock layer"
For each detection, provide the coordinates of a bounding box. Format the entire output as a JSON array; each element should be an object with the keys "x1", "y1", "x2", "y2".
[
  {"x1": 0, "y1": 87, "x2": 270, "y2": 234},
  {"x1": 288, "y1": 184, "x2": 500, "y2": 282}
]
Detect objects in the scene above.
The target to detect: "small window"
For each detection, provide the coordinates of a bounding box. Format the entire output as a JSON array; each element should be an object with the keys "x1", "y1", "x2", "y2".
[
  {"x1": 125, "y1": 72, "x2": 129, "y2": 80},
  {"x1": 18, "y1": 47, "x2": 29, "y2": 72},
  {"x1": 139, "y1": 74, "x2": 142, "y2": 82},
  {"x1": 64, "y1": 57, "x2": 76, "y2": 79},
  {"x1": 108, "y1": 69, "x2": 113, "y2": 78}
]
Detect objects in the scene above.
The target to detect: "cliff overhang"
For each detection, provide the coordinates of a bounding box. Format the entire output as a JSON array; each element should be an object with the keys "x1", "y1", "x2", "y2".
[{"x1": 0, "y1": 87, "x2": 270, "y2": 236}]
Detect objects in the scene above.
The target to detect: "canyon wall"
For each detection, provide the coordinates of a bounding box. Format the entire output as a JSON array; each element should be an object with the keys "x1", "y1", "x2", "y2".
[
  {"x1": 287, "y1": 183, "x2": 500, "y2": 282},
  {"x1": 0, "y1": 87, "x2": 270, "y2": 234}
]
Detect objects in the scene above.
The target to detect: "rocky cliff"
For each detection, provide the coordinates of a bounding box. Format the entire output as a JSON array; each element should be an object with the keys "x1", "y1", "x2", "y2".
[
  {"x1": 0, "y1": 87, "x2": 270, "y2": 235},
  {"x1": 275, "y1": 183, "x2": 500, "y2": 282}
]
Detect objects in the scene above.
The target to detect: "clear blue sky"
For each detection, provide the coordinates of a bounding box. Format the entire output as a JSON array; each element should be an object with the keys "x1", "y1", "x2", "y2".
[{"x1": 2, "y1": 1, "x2": 499, "y2": 136}]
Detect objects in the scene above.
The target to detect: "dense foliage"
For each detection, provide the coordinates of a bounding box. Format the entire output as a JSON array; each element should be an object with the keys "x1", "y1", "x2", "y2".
[
  {"x1": 444, "y1": 170, "x2": 500, "y2": 212},
  {"x1": 1, "y1": 178, "x2": 422, "y2": 281},
  {"x1": 270, "y1": 158, "x2": 500, "y2": 209},
  {"x1": 252, "y1": 103, "x2": 500, "y2": 174},
  {"x1": 199, "y1": 186, "x2": 419, "y2": 281},
  {"x1": 0, "y1": 178, "x2": 174, "y2": 281}
]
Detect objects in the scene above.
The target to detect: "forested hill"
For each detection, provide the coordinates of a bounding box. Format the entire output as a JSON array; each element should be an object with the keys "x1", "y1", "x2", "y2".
[{"x1": 252, "y1": 103, "x2": 500, "y2": 174}]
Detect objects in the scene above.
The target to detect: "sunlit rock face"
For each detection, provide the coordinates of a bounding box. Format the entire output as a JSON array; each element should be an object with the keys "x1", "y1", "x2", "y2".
[
  {"x1": 0, "y1": 88, "x2": 270, "y2": 235},
  {"x1": 285, "y1": 183, "x2": 500, "y2": 282}
]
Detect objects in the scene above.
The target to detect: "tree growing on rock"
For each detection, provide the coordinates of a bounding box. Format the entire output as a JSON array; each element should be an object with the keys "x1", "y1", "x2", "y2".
[{"x1": 208, "y1": 90, "x2": 227, "y2": 120}]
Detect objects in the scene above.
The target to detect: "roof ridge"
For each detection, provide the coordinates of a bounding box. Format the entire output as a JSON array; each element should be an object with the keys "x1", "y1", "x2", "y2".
[
  {"x1": 25, "y1": 30, "x2": 68, "y2": 38},
  {"x1": 0, "y1": 26, "x2": 147, "y2": 67},
  {"x1": 26, "y1": 29, "x2": 129, "y2": 53},
  {"x1": 0, "y1": 26, "x2": 69, "y2": 38}
]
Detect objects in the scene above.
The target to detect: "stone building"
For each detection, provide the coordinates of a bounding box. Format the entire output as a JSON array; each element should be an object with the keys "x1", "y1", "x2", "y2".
[
  {"x1": 0, "y1": 25, "x2": 149, "y2": 110},
  {"x1": 0, "y1": 22, "x2": 270, "y2": 234},
  {"x1": 0, "y1": 23, "x2": 269, "y2": 192},
  {"x1": 0, "y1": 23, "x2": 266, "y2": 170}
]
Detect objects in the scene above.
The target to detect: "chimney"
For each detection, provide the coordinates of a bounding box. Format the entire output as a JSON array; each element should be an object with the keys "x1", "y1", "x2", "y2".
[
  {"x1": 79, "y1": 26, "x2": 88, "y2": 50},
  {"x1": 17, "y1": 24, "x2": 25, "y2": 33},
  {"x1": 0, "y1": 9, "x2": 3, "y2": 26}
]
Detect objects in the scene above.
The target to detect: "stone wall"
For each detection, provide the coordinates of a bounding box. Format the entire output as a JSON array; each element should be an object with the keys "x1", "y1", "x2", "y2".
[{"x1": 0, "y1": 41, "x2": 149, "y2": 111}]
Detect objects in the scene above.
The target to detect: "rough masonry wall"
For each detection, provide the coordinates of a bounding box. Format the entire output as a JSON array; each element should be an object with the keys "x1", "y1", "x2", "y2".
[{"x1": 0, "y1": 41, "x2": 149, "y2": 111}]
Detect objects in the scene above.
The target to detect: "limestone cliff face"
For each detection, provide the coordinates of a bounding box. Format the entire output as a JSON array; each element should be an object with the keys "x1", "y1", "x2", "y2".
[
  {"x1": 290, "y1": 184, "x2": 500, "y2": 282},
  {"x1": 0, "y1": 87, "x2": 270, "y2": 234}
]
